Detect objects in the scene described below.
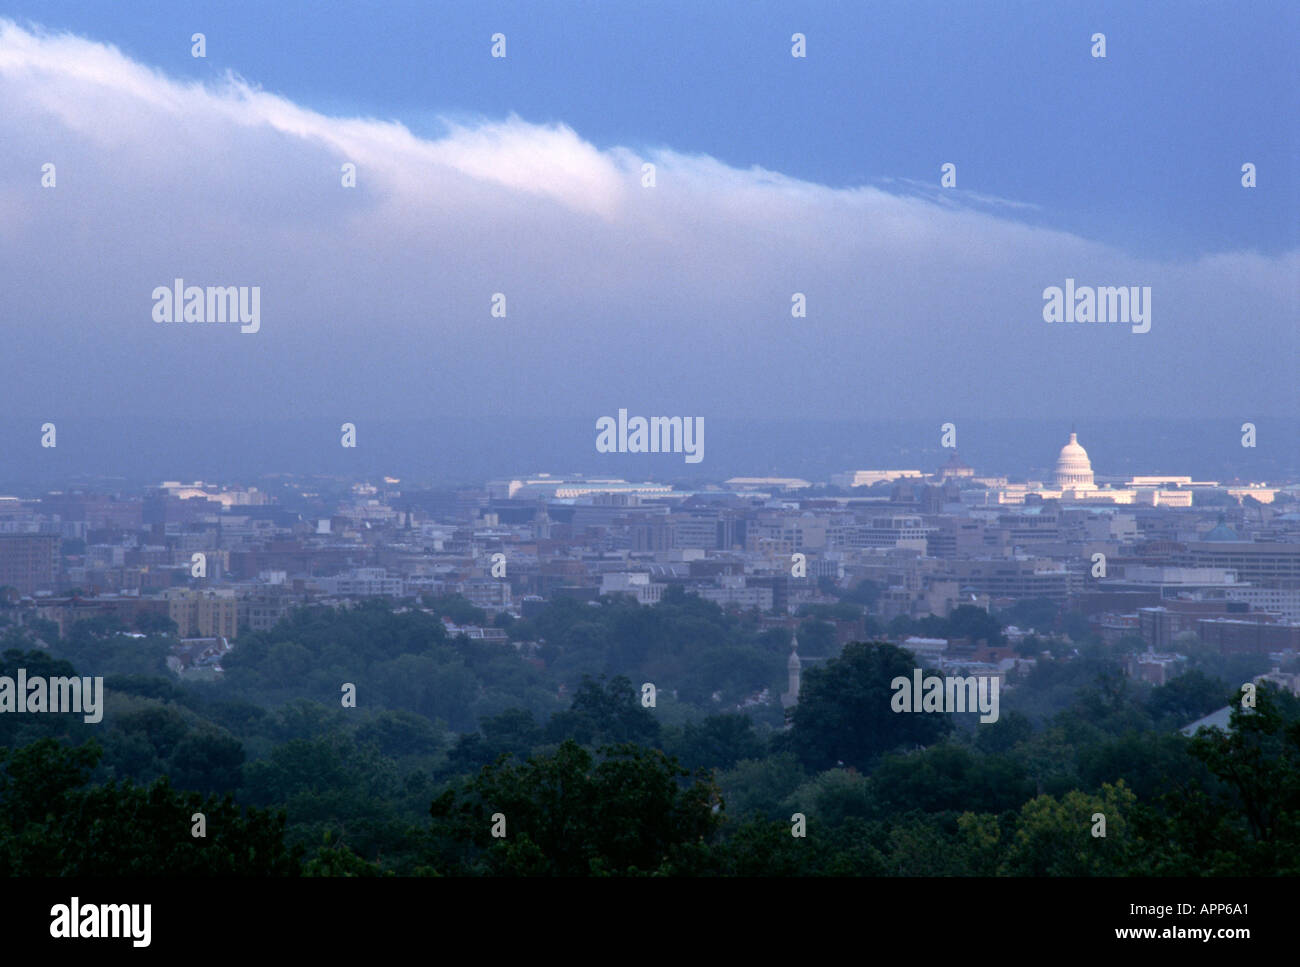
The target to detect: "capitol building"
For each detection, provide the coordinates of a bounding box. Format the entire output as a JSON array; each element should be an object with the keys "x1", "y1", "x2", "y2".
[
  {"x1": 1053, "y1": 432, "x2": 1096, "y2": 490},
  {"x1": 992, "y1": 430, "x2": 1194, "y2": 507},
  {"x1": 837, "y1": 428, "x2": 1277, "y2": 507}
]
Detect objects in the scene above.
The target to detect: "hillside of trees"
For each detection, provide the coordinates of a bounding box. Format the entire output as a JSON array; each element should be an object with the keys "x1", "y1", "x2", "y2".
[{"x1": 1, "y1": 593, "x2": 1296, "y2": 876}]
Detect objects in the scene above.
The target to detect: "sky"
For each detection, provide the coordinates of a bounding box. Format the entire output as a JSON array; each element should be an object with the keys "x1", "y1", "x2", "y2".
[{"x1": 0, "y1": 1, "x2": 1295, "y2": 479}]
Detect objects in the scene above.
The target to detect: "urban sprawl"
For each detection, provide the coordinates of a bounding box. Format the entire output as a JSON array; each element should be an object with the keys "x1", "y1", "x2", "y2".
[{"x1": 1, "y1": 431, "x2": 1297, "y2": 717}]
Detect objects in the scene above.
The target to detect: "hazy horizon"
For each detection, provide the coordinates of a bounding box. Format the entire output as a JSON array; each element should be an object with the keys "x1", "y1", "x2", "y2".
[{"x1": 1, "y1": 416, "x2": 1295, "y2": 493}]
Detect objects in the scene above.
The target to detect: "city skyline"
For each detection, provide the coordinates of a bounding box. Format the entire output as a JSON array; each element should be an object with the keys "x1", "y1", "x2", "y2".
[{"x1": 1, "y1": 416, "x2": 1294, "y2": 494}]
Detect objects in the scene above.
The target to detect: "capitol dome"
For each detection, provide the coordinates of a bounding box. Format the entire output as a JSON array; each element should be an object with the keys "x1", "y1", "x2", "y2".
[{"x1": 1053, "y1": 432, "x2": 1095, "y2": 489}]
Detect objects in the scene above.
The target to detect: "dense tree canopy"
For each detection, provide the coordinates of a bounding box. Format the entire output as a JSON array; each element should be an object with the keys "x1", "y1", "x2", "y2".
[
  {"x1": 426, "y1": 740, "x2": 721, "y2": 875},
  {"x1": 789, "y1": 642, "x2": 954, "y2": 771},
  {"x1": 1, "y1": 594, "x2": 1296, "y2": 877},
  {"x1": 0, "y1": 738, "x2": 298, "y2": 876}
]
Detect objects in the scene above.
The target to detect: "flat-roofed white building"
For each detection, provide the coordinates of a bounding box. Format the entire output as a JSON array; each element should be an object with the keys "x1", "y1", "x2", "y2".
[
  {"x1": 601, "y1": 571, "x2": 665, "y2": 605},
  {"x1": 902, "y1": 636, "x2": 947, "y2": 664},
  {"x1": 831, "y1": 470, "x2": 924, "y2": 489},
  {"x1": 488, "y1": 475, "x2": 674, "y2": 500}
]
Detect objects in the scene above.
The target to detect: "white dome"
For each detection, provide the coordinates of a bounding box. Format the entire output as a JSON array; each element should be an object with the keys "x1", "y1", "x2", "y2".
[{"x1": 1054, "y1": 432, "x2": 1095, "y2": 489}]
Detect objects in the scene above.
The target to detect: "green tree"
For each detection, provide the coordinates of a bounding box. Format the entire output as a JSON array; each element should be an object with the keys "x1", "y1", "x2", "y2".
[
  {"x1": 446, "y1": 707, "x2": 543, "y2": 773},
  {"x1": 1000, "y1": 781, "x2": 1140, "y2": 875},
  {"x1": 168, "y1": 731, "x2": 246, "y2": 795},
  {"x1": 545, "y1": 675, "x2": 660, "y2": 747},
  {"x1": 1146, "y1": 671, "x2": 1231, "y2": 728},
  {"x1": 789, "y1": 642, "x2": 953, "y2": 771},
  {"x1": 785, "y1": 767, "x2": 873, "y2": 827},
  {"x1": 1178, "y1": 685, "x2": 1300, "y2": 871},
  {"x1": 427, "y1": 740, "x2": 720, "y2": 875},
  {"x1": 717, "y1": 752, "x2": 807, "y2": 821},
  {"x1": 357, "y1": 708, "x2": 447, "y2": 760},
  {"x1": 424, "y1": 593, "x2": 488, "y2": 626},
  {"x1": 116, "y1": 705, "x2": 189, "y2": 760},
  {"x1": 1061, "y1": 611, "x2": 1097, "y2": 644},
  {"x1": 241, "y1": 732, "x2": 411, "y2": 863},
  {"x1": 944, "y1": 604, "x2": 1006, "y2": 645},
  {"x1": 869, "y1": 743, "x2": 1034, "y2": 816},
  {"x1": 1000, "y1": 597, "x2": 1058, "y2": 633},
  {"x1": 135, "y1": 611, "x2": 179, "y2": 636},
  {"x1": 974, "y1": 709, "x2": 1034, "y2": 755},
  {"x1": 796, "y1": 619, "x2": 836, "y2": 657},
  {"x1": 0, "y1": 738, "x2": 299, "y2": 876},
  {"x1": 664, "y1": 713, "x2": 765, "y2": 772},
  {"x1": 303, "y1": 831, "x2": 390, "y2": 877}
]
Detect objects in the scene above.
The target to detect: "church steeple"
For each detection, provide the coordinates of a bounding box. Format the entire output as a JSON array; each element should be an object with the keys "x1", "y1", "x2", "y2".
[{"x1": 781, "y1": 631, "x2": 801, "y2": 714}]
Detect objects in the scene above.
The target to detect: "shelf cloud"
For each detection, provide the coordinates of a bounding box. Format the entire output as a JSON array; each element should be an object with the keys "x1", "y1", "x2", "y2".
[{"x1": 1, "y1": 18, "x2": 1294, "y2": 423}]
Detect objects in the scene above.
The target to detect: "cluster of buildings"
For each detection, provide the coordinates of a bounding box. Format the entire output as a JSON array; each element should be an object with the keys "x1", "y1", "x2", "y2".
[{"x1": 0, "y1": 432, "x2": 1296, "y2": 690}]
